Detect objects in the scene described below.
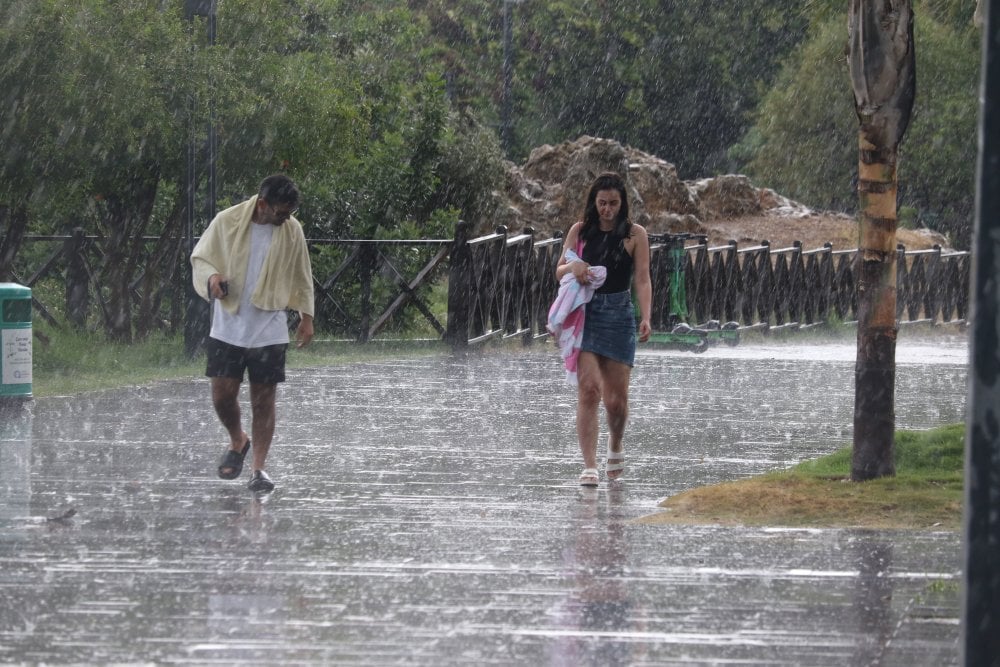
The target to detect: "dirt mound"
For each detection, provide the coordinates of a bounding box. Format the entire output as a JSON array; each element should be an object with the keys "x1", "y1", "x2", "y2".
[{"x1": 497, "y1": 135, "x2": 948, "y2": 252}]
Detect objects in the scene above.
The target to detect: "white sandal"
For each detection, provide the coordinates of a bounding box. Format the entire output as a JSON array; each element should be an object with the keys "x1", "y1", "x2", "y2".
[
  {"x1": 606, "y1": 445, "x2": 625, "y2": 480},
  {"x1": 578, "y1": 468, "x2": 599, "y2": 487}
]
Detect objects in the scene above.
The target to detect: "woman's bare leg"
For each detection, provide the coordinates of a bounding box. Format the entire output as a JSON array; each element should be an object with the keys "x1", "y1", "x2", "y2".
[
  {"x1": 576, "y1": 352, "x2": 603, "y2": 470},
  {"x1": 599, "y1": 356, "x2": 631, "y2": 479}
]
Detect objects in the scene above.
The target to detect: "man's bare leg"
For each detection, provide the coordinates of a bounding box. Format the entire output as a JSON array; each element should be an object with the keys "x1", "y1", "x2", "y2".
[
  {"x1": 212, "y1": 376, "x2": 249, "y2": 477},
  {"x1": 249, "y1": 382, "x2": 277, "y2": 472}
]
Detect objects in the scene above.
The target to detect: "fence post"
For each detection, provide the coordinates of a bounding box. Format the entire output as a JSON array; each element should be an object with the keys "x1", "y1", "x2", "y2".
[
  {"x1": 446, "y1": 220, "x2": 472, "y2": 349},
  {"x1": 926, "y1": 244, "x2": 943, "y2": 324},
  {"x1": 521, "y1": 226, "x2": 536, "y2": 346},
  {"x1": 357, "y1": 242, "x2": 376, "y2": 343},
  {"x1": 723, "y1": 240, "x2": 739, "y2": 324},
  {"x1": 490, "y1": 225, "x2": 508, "y2": 334},
  {"x1": 896, "y1": 243, "x2": 909, "y2": 322},
  {"x1": 789, "y1": 240, "x2": 803, "y2": 324},
  {"x1": 533, "y1": 232, "x2": 562, "y2": 336},
  {"x1": 64, "y1": 228, "x2": 89, "y2": 328}
]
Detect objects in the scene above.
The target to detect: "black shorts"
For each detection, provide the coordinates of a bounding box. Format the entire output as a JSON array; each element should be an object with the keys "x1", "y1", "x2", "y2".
[{"x1": 205, "y1": 337, "x2": 287, "y2": 384}]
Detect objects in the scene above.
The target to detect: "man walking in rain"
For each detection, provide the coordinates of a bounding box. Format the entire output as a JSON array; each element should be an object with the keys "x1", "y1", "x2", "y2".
[{"x1": 191, "y1": 174, "x2": 315, "y2": 493}]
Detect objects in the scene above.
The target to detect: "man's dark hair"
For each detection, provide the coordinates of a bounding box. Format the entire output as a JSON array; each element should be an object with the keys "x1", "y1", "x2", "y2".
[{"x1": 258, "y1": 174, "x2": 300, "y2": 208}]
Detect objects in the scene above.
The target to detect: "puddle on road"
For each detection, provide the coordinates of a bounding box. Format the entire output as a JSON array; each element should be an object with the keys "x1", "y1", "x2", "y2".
[{"x1": 0, "y1": 341, "x2": 967, "y2": 664}]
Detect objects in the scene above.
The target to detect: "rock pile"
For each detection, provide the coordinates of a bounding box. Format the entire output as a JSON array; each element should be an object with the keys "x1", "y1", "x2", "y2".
[{"x1": 497, "y1": 135, "x2": 829, "y2": 237}]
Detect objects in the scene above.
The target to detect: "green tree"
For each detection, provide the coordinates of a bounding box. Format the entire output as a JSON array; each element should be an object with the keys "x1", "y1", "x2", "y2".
[
  {"x1": 2, "y1": 0, "x2": 507, "y2": 340},
  {"x1": 1, "y1": 1, "x2": 191, "y2": 340},
  {"x1": 0, "y1": 0, "x2": 83, "y2": 278},
  {"x1": 736, "y1": 4, "x2": 979, "y2": 247},
  {"x1": 492, "y1": 1, "x2": 810, "y2": 175},
  {"x1": 410, "y1": 1, "x2": 811, "y2": 174},
  {"x1": 848, "y1": 0, "x2": 916, "y2": 482}
]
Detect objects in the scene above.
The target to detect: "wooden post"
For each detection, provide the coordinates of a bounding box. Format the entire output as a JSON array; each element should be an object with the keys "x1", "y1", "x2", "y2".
[
  {"x1": 500, "y1": 229, "x2": 516, "y2": 337},
  {"x1": 723, "y1": 240, "x2": 739, "y2": 324},
  {"x1": 757, "y1": 240, "x2": 772, "y2": 327},
  {"x1": 64, "y1": 228, "x2": 89, "y2": 328},
  {"x1": 789, "y1": 240, "x2": 803, "y2": 324},
  {"x1": 521, "y1": 227, "x2": 535, "y2": 346},
  {"x1": 357, "y1": 242, "x2": 376, "y2": 343},
  {"x1": 532, "y1": 232, "x2": 562, "y2": 337},
  {"x1": 820, "y1": 242, "x2": 834, "y2": 322},
  {"x1": 925, "y1": 244, "x2": 943, "y2": 323},
  {"x1": 446, "y1": 221, "x2": 472, "y2": 349},
  {"x1": 490, "y1": 226, "x2": 508, "y2": 335}
]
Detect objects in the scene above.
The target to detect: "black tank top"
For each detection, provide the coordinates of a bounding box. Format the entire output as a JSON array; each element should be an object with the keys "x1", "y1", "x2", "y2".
[{"x1": 581, "y1": 229, "x2": 634, "y2": 294}]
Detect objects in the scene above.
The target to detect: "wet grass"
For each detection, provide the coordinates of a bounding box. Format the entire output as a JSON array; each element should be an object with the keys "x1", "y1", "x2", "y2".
[
  {"x1": 31, "y1": 329, "x2": 202, "y2": 397},
  {"x1": 638, "y1": 423, "x2": 965, "y2": 531},
  {"x1": 29, "y1": 327, "x2": 447, "y2": 397}
]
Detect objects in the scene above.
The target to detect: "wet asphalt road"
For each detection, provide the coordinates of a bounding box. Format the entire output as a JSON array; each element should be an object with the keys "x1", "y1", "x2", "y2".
[{"x1": 0, "y1": 339, "x2": 968, "y2": 665}]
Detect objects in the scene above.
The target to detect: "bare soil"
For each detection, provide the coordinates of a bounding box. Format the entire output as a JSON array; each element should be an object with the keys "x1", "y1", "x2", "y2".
[
  {"x1": 704, "y1": 212, "x2": 949, "y2": 252},
  {"x1": 633, "y1": 476, "x2": 961, "y2": 531}
]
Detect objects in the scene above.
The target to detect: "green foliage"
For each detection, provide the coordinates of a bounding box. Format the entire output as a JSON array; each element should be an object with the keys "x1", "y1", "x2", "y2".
[
  {"x1": 736, "y1": 6, "x2": 980, "y2": 248},
  {"x1": 802, "y1": 0, "x2": 980, "y2": 31},
  {"x1": 30, "y1": 324, "x2": 446, "y2": 396},
  {"x1": 500, "y1": 1, "x2": 811, "y2": 175},
  {"x1": 409, "y1": 1, "x2": 812, "y2": 175},
  {"x1": 4, "y1": 0, "x2": 987, "y2": 340},
  {"x1": 899, "y1": 205, "x2": 920, "y2": 229},
  {"x1": 731, "y1": 17, "x2": 856, "y2": 212},
  {"x1": 431, "y1": 112, "x2": 509, "y2": 230},
  {"x1": 894, "y1": 423, "x2": 965, "y2": 475},
  {"x1": 897, "y1": 16, "x2": 980, "y2": 245},
  {"x1": 791, "y1": 423, "x2": 964, "y2": 483},
  {"x1": 653, "y1": 421, "x2": 966, "y2": 529},
  {"x1": 3, "y1": 0, "x2": 509, "y2": 340}
]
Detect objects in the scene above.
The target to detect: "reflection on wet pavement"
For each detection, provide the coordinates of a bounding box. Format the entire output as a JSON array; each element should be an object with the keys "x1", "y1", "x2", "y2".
[{"x1": 0, "y1": 341, "x2": 966, "y2": 664}]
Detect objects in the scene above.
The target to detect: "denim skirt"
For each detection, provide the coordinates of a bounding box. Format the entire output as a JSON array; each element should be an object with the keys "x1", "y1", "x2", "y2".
[{"x1": 580, "y1": 290, "x2": 637, "y2": 367}]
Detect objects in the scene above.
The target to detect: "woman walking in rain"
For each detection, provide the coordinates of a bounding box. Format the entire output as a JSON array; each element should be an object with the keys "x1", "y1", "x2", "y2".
[{"x1": 552, "y1": 172, "x2": 652, "y2": 486}]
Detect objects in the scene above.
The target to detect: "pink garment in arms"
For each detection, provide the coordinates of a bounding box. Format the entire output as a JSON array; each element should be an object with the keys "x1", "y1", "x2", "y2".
[{"x1": 546, "y1": 249, "x2": 606, "y2": 385}]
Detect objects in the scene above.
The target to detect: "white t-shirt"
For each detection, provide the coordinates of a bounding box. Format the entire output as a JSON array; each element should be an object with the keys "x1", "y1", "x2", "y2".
[{"x1": 210, "y1": 222, "x2": 290, "y2": 348}]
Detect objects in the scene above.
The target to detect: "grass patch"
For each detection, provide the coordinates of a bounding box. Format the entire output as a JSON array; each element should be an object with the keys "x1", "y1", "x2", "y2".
[
  {"x1": 636, "y1": 424, "x2": 965, "y2": 530},
  {"x1": 29, "y1": 326, "x2": 448, "y2": 397},
  {"x1": 31, "y1": 329, "x2": 202, "y2": 397}
]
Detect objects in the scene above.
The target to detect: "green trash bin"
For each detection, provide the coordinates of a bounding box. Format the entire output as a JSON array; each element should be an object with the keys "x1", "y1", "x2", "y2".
[{"x1": 0, "y1": 283, "x2": 32, "y2": 400}]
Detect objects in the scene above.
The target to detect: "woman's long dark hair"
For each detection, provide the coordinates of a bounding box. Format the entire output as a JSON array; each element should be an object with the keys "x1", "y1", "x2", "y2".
[{"x1": 580, "y1": 172, "x2": 631, "y2": 243}]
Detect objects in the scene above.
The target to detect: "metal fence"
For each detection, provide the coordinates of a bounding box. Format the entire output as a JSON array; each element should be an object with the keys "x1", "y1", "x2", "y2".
[{"x1": 10, "y1": 225, "x2": 971, "y2": 347}]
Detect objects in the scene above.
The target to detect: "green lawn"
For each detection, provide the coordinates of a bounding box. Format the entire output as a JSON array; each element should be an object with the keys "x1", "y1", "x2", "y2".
[
  {"x1": 637, "y1": 424, "x2": 965, "y2": 530},
  {"x1": 28, "y1": 328, "x2": 447, "y2": 397}
]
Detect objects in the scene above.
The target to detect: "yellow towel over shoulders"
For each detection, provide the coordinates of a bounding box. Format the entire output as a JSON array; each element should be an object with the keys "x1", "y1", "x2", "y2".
[{"x1": 191, "y1": 195, "x2": 314, "y2": 318}]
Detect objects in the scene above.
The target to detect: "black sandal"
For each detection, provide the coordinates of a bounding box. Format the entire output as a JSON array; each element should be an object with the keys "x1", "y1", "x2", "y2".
[
  {"x1": 217, "y1": 440, "x2": 250, "y2": 480},
  {"x1": 247, "y1": 470, "x2": 275, "y2": 493}
]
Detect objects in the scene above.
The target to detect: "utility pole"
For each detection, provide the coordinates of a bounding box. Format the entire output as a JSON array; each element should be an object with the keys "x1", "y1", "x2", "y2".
[
  {"x1": 500, "y1": 0, "x2": 519, "y2": 155},
  {"x1": 962, "y1": 0, "x2": 1000, "y2": 662},
  {"x1": 183, "y1": 0, "x2": 217, "y2": 356}
]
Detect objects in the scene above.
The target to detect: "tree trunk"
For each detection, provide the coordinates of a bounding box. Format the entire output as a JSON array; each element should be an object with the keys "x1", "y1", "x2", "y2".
[
  {"x1": 64, "y1": 227, "x2": 90, "y2": 328},
  {"x1": 847, "y1": 0, "x2": 915, "y2": 481},
  {"x1": 135, "y1": 197, "x2": 184, "y2": 340},
  {"x1": 97, "y1": 167, "x2": 160, "y2": 343}
]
